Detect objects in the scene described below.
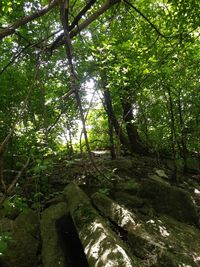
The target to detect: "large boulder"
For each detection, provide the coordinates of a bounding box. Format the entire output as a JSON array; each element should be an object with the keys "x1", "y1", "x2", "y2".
[
  {"x1": 63, "y1": 183, "x2": 141, "y2": 267},
  {"x1": 137, "y1": 179, "x2": 199, "y2": 226},
  {"x1": 4, "y1": 209, "x2": 40, "y2": 267},
  {"x1": 40, "y1": 202, "x2": 67, "y2": 267}
]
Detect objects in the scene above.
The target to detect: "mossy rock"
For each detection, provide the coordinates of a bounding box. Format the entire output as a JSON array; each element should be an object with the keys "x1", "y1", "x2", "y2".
[
  {"x1": 113, "y1": 191, "x2": 144, "y2": 209},
  {"x1": 40, "y1": 202, "x2": 68, "y2": 267},
  {"x1": 92, "y1": 192, "x2": 165, "y2": 262},
  {"x1": 138, "y1": 179, "x2": 199, "y2": 225},
  {"x1": 112, "y1": 180, "x2": 139, "y2": 195},
  {"x1": 64, "y1": 183, "x2": 141, "y2": 267},
  {"x1": 0, "y1": 218, "x2": 14, "y2": 232},
  {"x1": 104, "y1": 159, "x2": 133, "y2": 170},
  {"x1": 14, "y1": 209, "x2": 39, "y2": 237},
  {"x1": 152, "y1": 251, "x2": 199, "y2": 267},
  {"x1": 4, "y1": 209, "x2": 40, "y2": 267}
]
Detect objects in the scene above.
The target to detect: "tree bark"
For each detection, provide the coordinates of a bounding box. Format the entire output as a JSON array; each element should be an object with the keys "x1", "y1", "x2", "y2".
[
  {"x1": 165, "y1": 86, "x2": 178, "y2": 182},
  {"x1": 121, "y1": 99, "x2": 147, "y2": 154},
  {"x1": 108, "y1": 115, "x2": 116, "y2": 159},
  {"x1": 177, "y1": 89, "x2": 188, "y2": 172},
  {"x1": 102, "y1": 83, "x2": 129, "y2": 150}
]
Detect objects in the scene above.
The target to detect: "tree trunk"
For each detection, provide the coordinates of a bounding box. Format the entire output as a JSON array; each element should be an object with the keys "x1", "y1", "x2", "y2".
[
  {"x1": 177, "y1": 90, "x2": 188, "y2": 172},
  {"x1": 107, "y1": 115, "x2": 116, "y2": 159},
  {"x1": 102, "y1": 82, "x2": 129, "y2": 151},
  {"x1": 165, "y1": 86, "x2": 178, "y2": 182},
  {"x1": 121, "y1": 99, "x2": 147, "y2": 155}
]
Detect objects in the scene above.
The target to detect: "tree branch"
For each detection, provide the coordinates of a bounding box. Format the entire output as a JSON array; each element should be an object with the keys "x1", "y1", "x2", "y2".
[
  {"x1": 48, "y1": 0, "x2": 120, "y2": 52},
  {"x1": 70, "y1": 0, "x2": 97, "y2": 30},
  {"x1": 0, "y1": 124, "x2": 16, "y2": 156},
  {"x1": 0, "y1": 0, "x2": 58, "y2": 41}
]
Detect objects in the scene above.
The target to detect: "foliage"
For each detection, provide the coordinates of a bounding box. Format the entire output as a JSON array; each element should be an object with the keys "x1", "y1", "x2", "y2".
[
  {"x1": 0, "y1": 232, "x2": 12, "y2": 256},
  {"x1": 3, "y1": 196, "x2": 28, "y2": 217},
  {"x1": 98, "y1": 188, "x2": 110, "y2": 196}
]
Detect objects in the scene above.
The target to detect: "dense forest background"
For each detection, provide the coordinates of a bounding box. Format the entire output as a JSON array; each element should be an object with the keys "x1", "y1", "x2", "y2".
[
  {"x1": 0, "y1": 0, "x2": 200, "y2": 264},
  {"x1": 0, "y1": 0, "x2": 199, "y2": 183}
]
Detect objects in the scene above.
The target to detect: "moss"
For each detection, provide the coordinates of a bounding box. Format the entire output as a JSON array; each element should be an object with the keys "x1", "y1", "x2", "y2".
[
  {"x1": 153, "y1": 251, "x2": 199, "y2": 267},
  {"x1": 113, "y1": 192, "x2": 144, "y2": 209},
  {"x1": 138, "y1": 179, "x2": 199, "y2": 225},
  {"x1": 5, "y1": 210, "x2": 39, "y2": 267},
  {"x1": 64, "y1": 183, "x2": 142, "y2": 267},
  {"x1": 14, "y1": 209, "x2": 39, "y2": 237},
  {"x1": 73, "y1": 203, "x2": 98, "y2": 230},
  {"x1": 113, "y1": 180, "x2": 139, "y2": 195},
  {"x1": 40, "y1": 202, "x2": 68, "y2": 267}
]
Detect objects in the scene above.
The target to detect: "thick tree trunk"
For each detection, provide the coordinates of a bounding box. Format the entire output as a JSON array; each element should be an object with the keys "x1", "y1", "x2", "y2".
[
  {"x1": 102, "y1": 84, "x2": 129, "y2": 150},
  {"x1": 121, "y1": 99, "x2": 147, "y2": 155}
]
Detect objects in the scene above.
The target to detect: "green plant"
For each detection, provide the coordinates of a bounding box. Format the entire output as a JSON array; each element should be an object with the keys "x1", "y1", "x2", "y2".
[
  {"x1": 98, "y1": 188, "x2": 110, "y2": 196},
  {"x1": 0, "y1": 232, "x2": 12, "y2": 256},
  {"x1": 31, "y1": 159, "x2": 53, "y2": 174},
  {"x1": 3, "y1": 195, "x2": 28, "y2": 217}
]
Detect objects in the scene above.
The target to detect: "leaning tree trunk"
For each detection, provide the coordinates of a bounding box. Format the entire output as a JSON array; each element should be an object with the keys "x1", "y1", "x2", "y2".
[{"x1": 101, "y1": 79, "x2": 130, "y2": 151}]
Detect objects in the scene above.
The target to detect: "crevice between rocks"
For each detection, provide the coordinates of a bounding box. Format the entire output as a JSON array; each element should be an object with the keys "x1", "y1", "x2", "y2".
[{"x1": 56, "y1": 214, "x2": 89, "y2": 267}]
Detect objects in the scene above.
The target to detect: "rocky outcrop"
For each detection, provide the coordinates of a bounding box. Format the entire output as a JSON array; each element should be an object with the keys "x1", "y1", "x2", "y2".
[
  {"x1": 92, "y1": 192, "x2": 164, "y2": 265},
  {"x1": 91, "y1": 191, "x2": 200, "y2": 266},
  {"x1": 63, "y1": 183, "x2": 141, "y2": 267},
  {"x1": 137, "y1": 179, "x2": 199, "y2": 226},
  {"x1": 1, "y1": 177, "x2": 200, "y2": 267}
]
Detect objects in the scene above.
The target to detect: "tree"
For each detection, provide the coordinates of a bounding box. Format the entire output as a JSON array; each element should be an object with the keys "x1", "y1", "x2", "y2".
[{"x1": 0, "y1": 0, "x2": 199, "y2": 189}]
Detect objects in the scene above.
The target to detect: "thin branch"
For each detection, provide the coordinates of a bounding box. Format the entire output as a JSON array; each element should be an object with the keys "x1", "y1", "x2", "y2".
[
  {"x1": 123, "y1": 0, "x2": 179, "y2": 38},
  {"x1": 123, "y1": 0, "x2": 167, "y2": 38},
  {"x1": 0, "y1": 44, "x2": 31, "y2": 75},
  {"x1": 0, "y1": 158, "x2": 6, "y2": 193},
  {"x1": 47, "y1": 89, "x2": 74, "y2": 133},
  {"x1": 48, "y1": 0, "x2": 97, "y2": 51},
  {"x1": 70, "y1": 0, "x2": 97, "y2": 30},
  {"x1": 0, "y1": 0, "x2": 58, "y2": 41},
  {"x1": 0, "y1": 28, "x2": 63, "y2": 75},
  {"x1": 7, "y1": 158, "x2": 30, "y2": 194},
  {"x1": 0, "y1": 124, "x2": 16, "y2": 156}
]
